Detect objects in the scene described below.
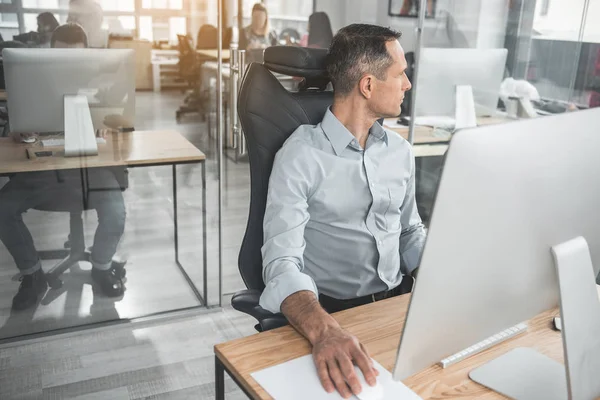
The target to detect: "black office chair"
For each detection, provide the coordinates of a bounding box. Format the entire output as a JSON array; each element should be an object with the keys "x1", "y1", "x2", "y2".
[
  {"x1": 231, "y1": 46, "x2": 333, "y2": 332},
  {"x1": 307, "y1": 12, "x2": 334, "y2": 49},
  {"x1": 175, "y1": 34, "x2": 202, "y2": 122},
  {"x1": 6, "y1": 169, "x2": 128, "y2": 289}
]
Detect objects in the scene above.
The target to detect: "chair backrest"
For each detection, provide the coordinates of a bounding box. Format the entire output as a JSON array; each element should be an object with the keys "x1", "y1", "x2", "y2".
[
  {"x1": 237, "y1": 46, "x2": 333, "y2": 291},
  {"x1": 195, "y1": 24, "x2": 231, "y2": 50},
  {"x1": 307, "y1": 12, "x2": 334, "y2": 49},
  {"x1": 177, "y1": 34, "x2": 196, "y2": 78}
]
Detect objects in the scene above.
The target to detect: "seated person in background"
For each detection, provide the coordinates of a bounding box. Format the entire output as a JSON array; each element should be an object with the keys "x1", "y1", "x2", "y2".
[
  {"x1": 300, "y1": 12, "x2": 334, "y2": 49},
  {"x1": 51, "y1": 22, "x2": 88, "y2": 48},
  {"x1": 240, "y1": 3, "x2": 277, "y2": 51},
  {"x1": 37, "y1": 12, "x2": 60, "y2": 47},
  {"x1": 260, "y1": 24, "x2": 425, "y2": 398},
  {"x1": 0, "y1": 22, "x2": 126, "y2": 312}
]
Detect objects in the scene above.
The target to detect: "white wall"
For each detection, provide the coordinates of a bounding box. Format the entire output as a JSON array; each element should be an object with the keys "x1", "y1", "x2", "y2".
[
  {"x1": 317, "y1": 0, "x2": 509, "y2": 52},
  {"x1": 476, "y1": 0, "x2": 509, "y2": 48},
  {"x1": 314, "y1": 0, "x2": 347, "y2": 33}
]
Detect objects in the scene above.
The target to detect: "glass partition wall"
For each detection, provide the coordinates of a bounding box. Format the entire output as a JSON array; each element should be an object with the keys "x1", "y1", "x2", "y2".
[
  {"x1": 400, "y1": 0, "x2": 598, "y2": 224},
  {"x1": 0, "y1": 0, "x2": 319, "y2": 343}
]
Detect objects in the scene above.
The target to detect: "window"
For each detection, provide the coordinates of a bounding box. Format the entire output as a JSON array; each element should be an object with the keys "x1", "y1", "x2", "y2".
[
  {"x1": 98, "y1": 0, "x2": 135, "y2": 12},
  {"x1": 141, "y1": 0, "x2": 183, "y2": 10},
  {"x1": 102, "y1": 15, "x2": 136, "y2": 32},
  {"x1": 139, "y1": 15, "x2": 185, "y2": 42},
  {"x1": 21, "y1": 0, "x2": 62, "y2": 8},
  {"x1": 0, "y1": 12, "x2": 18, "y2": 39}
]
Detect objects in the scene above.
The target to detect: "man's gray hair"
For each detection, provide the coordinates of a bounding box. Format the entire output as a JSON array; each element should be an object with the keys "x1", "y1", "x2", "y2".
[{"x1": 326, "y1": 24, "x2": 402, "y2": 96}]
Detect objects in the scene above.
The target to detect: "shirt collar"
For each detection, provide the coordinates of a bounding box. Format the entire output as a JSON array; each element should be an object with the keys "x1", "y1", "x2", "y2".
[{"x1": 321, "y1": 108, "x2": 388, "y2": 156}]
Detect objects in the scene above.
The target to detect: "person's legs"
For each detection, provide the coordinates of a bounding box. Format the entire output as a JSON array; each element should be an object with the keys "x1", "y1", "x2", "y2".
[
  {"x1": 0, "y1": 172, "x2": 76, "y2": 310},
  {"x1": 0, "y1": 173, "x2": 54, "y2": 275},
  {"x1": 86, "y1": 169, "x2": 127, "y2": 297}
]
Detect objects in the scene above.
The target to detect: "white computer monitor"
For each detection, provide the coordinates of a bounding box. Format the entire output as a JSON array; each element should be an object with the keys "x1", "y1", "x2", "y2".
[
  {"x1": 414, "y1": 48, "x2": 508, "y2": 117},
  {"x1": 393, "y1": 108, "x2": 600, "y2": 381},
  {"x1": 3, "y1": 48, "x2": 135, "y2": 134}
]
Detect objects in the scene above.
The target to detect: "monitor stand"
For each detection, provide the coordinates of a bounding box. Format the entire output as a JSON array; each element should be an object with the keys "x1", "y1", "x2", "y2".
[
  {"x1": 454, "y1": 85, "x2": 477, "y2": 130},
  {"x1": 470, "y1": 236, "x2": 600, "y2": 400},
  {"x1": 64, "y1": 94, "x2": 98, "y2": 157}
]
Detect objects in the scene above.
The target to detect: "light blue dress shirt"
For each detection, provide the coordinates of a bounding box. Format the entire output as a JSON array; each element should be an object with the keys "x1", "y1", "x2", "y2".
[{"x1": 259, "y1": 109, "x2": 426, "y2": 313}]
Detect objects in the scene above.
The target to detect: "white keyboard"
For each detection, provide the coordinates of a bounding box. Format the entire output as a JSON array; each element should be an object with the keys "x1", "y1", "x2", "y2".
[
  {"x1": 41, "y1": 137, "x2": 106, "y2": 147},
  {"x1": 439, "y1": 322, "x2": 528, "y2": 368}
]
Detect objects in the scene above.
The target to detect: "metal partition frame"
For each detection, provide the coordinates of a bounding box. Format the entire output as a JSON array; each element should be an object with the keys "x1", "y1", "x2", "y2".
[
  {"x1": 406, "y1": 0, "x2": 427, "y2": 145},
  {"x1": 217, "y1": 0, "x2": 224, "y2": 307}
]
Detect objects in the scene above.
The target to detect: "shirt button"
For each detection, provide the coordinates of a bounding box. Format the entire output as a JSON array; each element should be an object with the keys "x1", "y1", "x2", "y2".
[
  {"x1": 378, "y1": 240, "x2": 383, "y2": 246},
  {"x1": 371, "y1": 183, "x2": 375, "y2": 187}
]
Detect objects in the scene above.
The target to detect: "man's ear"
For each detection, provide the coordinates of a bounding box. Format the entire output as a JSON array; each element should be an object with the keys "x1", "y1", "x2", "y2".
[{"x1": 358, "y1": 75, "x2": 373, "y2": 99}]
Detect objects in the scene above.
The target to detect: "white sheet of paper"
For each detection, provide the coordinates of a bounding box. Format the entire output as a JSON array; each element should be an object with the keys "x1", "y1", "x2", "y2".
[{"x1": 251, "y1": 354, "x2": 422, "y2": 400}]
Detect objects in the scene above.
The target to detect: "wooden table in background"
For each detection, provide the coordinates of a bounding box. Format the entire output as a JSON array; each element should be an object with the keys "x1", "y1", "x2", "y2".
[
  {"x1": 197, "y1": 49, "x2": 231, "y2": 61},
  {"x1": 0, "y1": 130, "x2": 211, "y2": 305},
  {"x1": 384, "y1": 116, "x2": 509, "y2": 145},
  {"x1": 0, "y1": 91, "x2": 7, "y2": 101},
  {"x1": 215, "y1": 292, "x2": 575, "y2": 400}
]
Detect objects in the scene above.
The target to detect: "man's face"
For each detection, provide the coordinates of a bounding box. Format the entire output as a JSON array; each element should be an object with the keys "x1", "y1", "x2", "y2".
[
  {"x1": 368, "y1": 40, "x2": 412, "y2": 118},
  {"x1": 53, "y1": 41, "x2": 86, "y2": 49}
]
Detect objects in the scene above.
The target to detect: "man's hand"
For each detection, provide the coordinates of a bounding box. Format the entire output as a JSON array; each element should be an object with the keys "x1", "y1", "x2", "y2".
[
  {"x1": 281, "y1": 291, "x2": 379, "y2": 399},
  {"x1": 312, "y1": 325, "x2": 379, "y2": 398}
]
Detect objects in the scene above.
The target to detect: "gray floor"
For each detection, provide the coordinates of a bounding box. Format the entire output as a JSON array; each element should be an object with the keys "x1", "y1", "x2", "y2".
[
  {"x1": 0, "y1": 305, "x2": 257, "y2": 399},
  {"x1": 0, "y1": 91, "x2": 250, "y2": 341}
]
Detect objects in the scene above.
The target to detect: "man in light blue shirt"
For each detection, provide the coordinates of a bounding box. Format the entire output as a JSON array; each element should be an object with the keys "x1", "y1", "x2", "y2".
[{"x1": 259, "y1": 24, "x2": 426, "y2": 399}]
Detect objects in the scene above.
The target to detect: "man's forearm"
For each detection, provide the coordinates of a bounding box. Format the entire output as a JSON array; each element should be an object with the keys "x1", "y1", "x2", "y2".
[{"x1": 281, "y1": 290, "x2": 340, "y2": 345}]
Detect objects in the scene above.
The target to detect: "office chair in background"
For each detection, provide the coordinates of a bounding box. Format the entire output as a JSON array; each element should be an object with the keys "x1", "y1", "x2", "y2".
[
  {"x1": 175, "y1": 34, "x2": 202, "y2": 122},
  {"x1": 307, "y1": 12, "x2": 334, "y2": 49},
  {"x1": 232, "y1": 47, "x2": 333, "y2": 332}
]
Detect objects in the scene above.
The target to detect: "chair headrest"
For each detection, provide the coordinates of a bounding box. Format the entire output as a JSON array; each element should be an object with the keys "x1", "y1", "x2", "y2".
[{"x1": 264, "y1": 46, "x2": 328, "y2": 79}]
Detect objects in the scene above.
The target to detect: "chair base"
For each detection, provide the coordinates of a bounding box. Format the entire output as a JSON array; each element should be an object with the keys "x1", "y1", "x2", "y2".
[{"x1": 38, "y1": 248, "x2": 126, "y2": 289}]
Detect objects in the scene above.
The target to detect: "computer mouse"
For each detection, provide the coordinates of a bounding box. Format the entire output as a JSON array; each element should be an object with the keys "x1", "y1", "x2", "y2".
[{"x1": 352, "y1": 366, "x2": 384, "y2": 400}]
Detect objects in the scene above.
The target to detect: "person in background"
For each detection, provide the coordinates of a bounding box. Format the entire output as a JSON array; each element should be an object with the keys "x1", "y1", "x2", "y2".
[
  {"x1": 51, "y1": 22, "x2": 88, "y2": 48},
  {"x1": 240, "y1": 3, "x2": 277, "y2": 50},
  {"x1": 300, "y1": 12, "x2": 334, "y2": 49},
  {"x1": 0, "y1": 23, "x2": 126, "y2": 312},
  {"x1": 37, "y1": 12, "x2": 60, "y2": 48},
  {"x1": 67, "y1": 0, "x2": 106, "y2": 48}
]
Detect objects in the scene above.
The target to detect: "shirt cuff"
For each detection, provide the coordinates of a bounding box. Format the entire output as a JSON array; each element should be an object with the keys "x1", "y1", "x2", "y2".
[{"x1": 259, "y1": 268, "x2": 318, "y2": 314}]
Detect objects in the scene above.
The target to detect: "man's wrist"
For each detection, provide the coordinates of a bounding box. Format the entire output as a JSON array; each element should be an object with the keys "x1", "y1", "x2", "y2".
[{"x1": 281, "y1": 291, "x2": 341, "y2": 345}]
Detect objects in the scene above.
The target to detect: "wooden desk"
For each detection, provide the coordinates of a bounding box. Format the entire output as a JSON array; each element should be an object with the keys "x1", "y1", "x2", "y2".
[
  {"x1": 0, "y1": 130, "x2": 204, "y2": 174},
  {"x1": 0, "y1": 130, "x2": 211, "y2": 306},
  {"x1": 0, "y1": 90, "x2": 7, "y2": 101},
  {"x1": 215, "y1": 292, "x2": 581, "y2": 399},
  {"x1": 384, "y1": 116, "x2": 509, "y2": 145},
  {"x1": 197, "y1": 49, "x2": 231, "y2": 61}
]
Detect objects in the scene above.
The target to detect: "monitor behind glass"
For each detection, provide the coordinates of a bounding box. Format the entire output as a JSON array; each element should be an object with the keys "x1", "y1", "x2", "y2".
[
  {"x1": 414, "y1": 48, "x2": 508, "y2": 117},
  {"x1": 393, "y1": 108, "x2": 600, "y2": 380},
  {"x1": 3, "y1": 48, "x2": 135, "y2": 134}
]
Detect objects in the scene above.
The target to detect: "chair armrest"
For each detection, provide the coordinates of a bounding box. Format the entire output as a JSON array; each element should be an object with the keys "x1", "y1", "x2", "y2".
[{"x1": 231, "y1": 289, "x2": 288, "y2": 332}]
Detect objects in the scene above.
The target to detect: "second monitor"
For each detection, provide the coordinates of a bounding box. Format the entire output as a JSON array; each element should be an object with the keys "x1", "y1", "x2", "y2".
[
  {"x1": 4, "y1": 48, "x2": 135, "y2": 136},
  {"x1": 414, "y1": 48, "x2": 508, "y2": 117}
]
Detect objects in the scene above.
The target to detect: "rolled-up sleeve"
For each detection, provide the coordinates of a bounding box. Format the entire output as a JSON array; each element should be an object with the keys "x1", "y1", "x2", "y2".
[
  {"x1": 399, "y1": 150, "x2": 427, "y2": 275},
  {"x1": 259, "y1": 141, "x2": 318, "y2": 313}
]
